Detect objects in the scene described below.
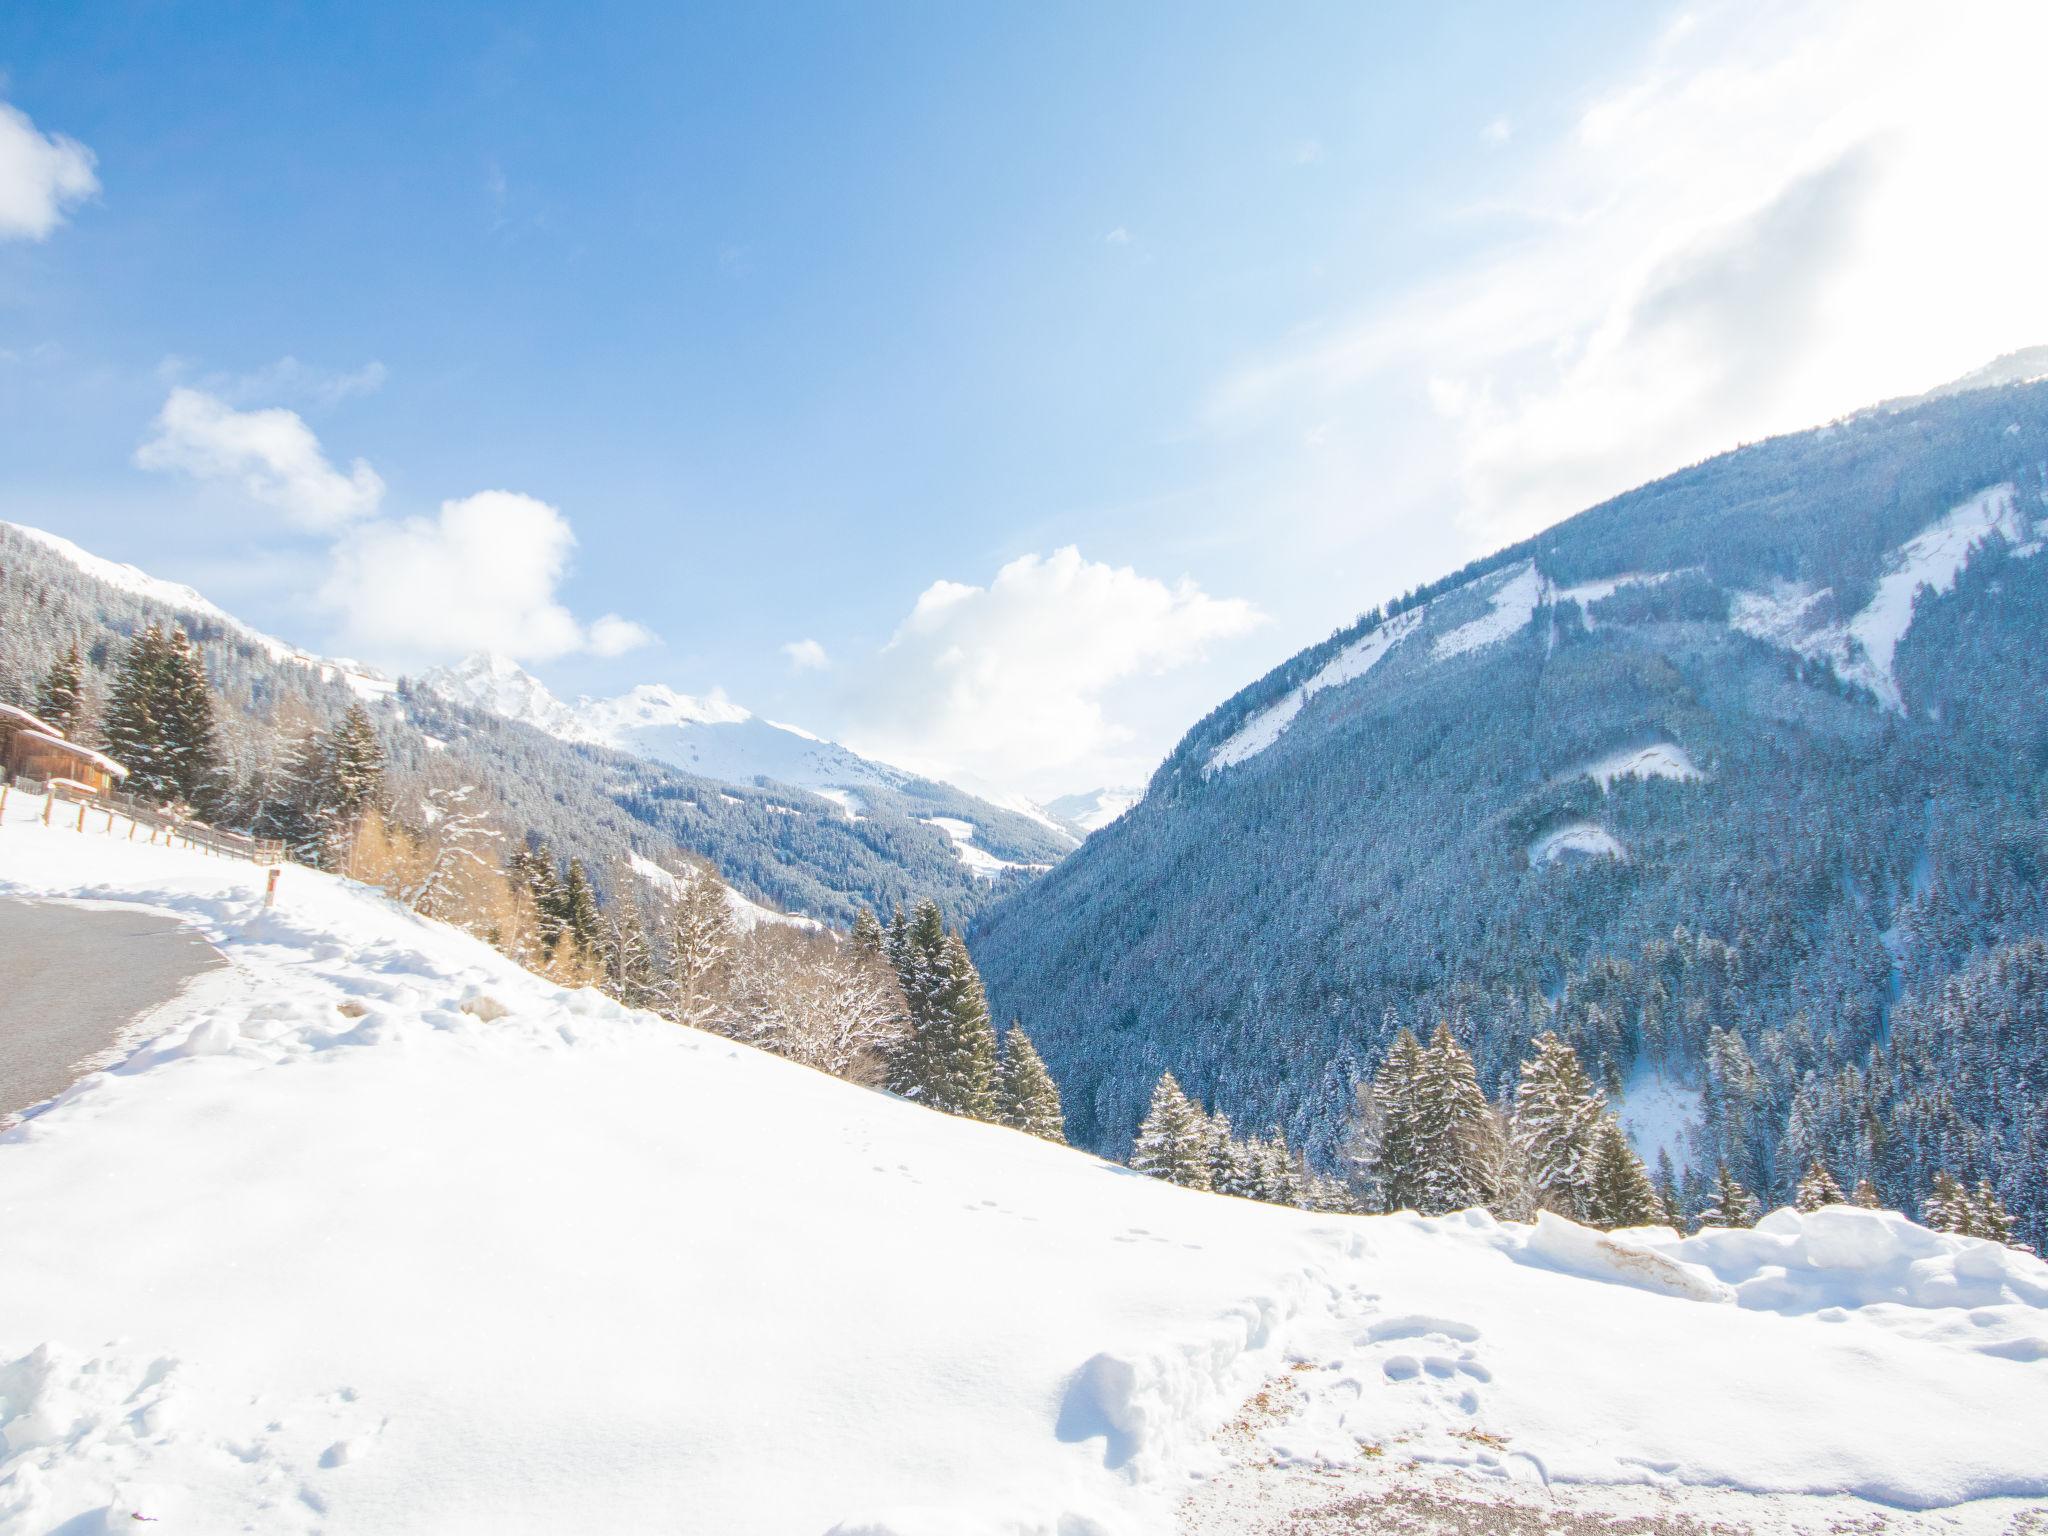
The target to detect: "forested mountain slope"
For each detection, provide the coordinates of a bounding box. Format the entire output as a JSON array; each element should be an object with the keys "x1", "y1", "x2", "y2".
[
  {"x1": 0, "y1": 523, "x2": 1055, "y2": 926},
  {"x1": 973, "y1": 378, "x2": 2048, "y2": 1246}
]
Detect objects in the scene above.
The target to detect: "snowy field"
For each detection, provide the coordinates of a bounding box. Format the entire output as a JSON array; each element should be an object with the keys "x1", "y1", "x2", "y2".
[{"x1": 3, "y1": 796, "x2": 2047, "y2": 1535}]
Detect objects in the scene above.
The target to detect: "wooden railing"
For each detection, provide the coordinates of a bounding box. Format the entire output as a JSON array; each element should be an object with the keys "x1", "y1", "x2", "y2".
[{"x1": 5, "y1": 773, "x2": 285, "y2": 865}]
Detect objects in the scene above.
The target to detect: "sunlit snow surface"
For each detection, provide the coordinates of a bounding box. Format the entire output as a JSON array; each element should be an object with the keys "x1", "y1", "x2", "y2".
[{"x1": 2, "y1": 800, "x2": 2047, "y2": 1533}]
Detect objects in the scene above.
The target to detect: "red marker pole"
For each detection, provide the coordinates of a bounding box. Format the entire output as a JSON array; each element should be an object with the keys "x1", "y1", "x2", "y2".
[{"x1": 265, "y1": 867, "x2": 281, "y2": 909}]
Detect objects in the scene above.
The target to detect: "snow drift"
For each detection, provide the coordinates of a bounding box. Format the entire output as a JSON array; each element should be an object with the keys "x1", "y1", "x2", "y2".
[{"x1": 2, "y1": 794, "x2": 2046, "y2": 1533}]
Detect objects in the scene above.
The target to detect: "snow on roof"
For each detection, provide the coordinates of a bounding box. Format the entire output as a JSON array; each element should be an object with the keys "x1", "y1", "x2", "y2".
[
  {"x1": 15, "y1": 729, "x2": 128, "y2": 778},
  {"x1": 0, "y1": 702, "x2": 60, "y2": 735}
]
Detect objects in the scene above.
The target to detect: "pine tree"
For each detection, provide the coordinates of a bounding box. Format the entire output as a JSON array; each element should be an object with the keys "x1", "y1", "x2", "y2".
[
  {"x1": 895, "y1": 930, "x2": 999, "y2": 1120},
  {"x1": 1130, "y1": 1071, "x2": 1212, "y2": 1189},
  {"x1": 850, "y1": 908, "x2": 885, "y2": 961},
  {"x1": 1512, "y1": 1033, "x2": 1606, "y2": 1218},
  {"x1": 157, "y1": 627, "x2": 221, "y2": 814},
  {"x1": 1850, "y1": 1178, "x2": 1884, "y2": 1210},
  {"x1": 1699, "y1": 1163, "x2": 1761, "y2": 1229},
  {"x1": 995, "y1": 1024, "x2": 1065, "y2": 1142},
  {"x1": 1653, "y1": 1148, "x2": 1682, "y2": 1227},
  {"x1": 1251, "y1": 1132, "x2": 1306, "y2": 1207},
  {"x1": 35, "y1": 641, "x2": 86, "y2": 737},
  {"x1": 1206, "y1": 1111, "x2": 1257, "y2": 1196},
  {"x1": 1794, "y1": 1160, "x2": 1845, "y2": 1212},
  {"x1": 558, "y1": 858, "x2": 603, "y2": 953},
  {"x1": 1585, "y1": 1118, "x2": 1663, "y2": 1229},
  {"x1": 315, "y1": 702, "x2": 383, "y2": 869},
  {"x1": 1969, "y1": 1181, "x2": 2018, "y2": 1246},
  {"x1": 1922, "y1": 1171, "x2": 1970, "y2": 1233},
  {"x1": 1361, "y1": 1029, "x2": 1428, "y2": 1211},
  {"x1": 1410, "y1": 1023, "x2": 1504, "y2": 1215},
  {"x1": 102, "y1": 625, "x2": 173, "y2": 801}
]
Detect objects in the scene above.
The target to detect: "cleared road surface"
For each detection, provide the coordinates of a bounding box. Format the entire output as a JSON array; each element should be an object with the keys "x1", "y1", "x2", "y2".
[{"x1": 0, "y1": 898, "x2": 224, "y2": 1120}]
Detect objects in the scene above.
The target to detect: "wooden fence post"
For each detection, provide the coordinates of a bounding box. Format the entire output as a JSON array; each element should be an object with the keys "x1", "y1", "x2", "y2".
[{"x1": 75, "y1": 802, "x2": 86, "y2": 833}]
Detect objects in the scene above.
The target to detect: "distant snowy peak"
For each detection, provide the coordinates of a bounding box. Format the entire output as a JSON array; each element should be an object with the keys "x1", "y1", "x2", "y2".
[
  {"x1": 419, "y1": 653, "x2": 925, "y2": 799},
  {"x1": 1044, "y1": 787, "x2": 1143, "y2": 836},
  {"x1": 580, "y1": 681, "x2": 753, "y2": 734},
  {"x1": 419, "y1": 652, "x2": 595, "y2": 741}
]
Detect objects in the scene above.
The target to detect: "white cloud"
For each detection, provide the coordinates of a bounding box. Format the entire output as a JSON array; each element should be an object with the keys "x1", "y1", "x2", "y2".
[
  {"x1": 136, "y1": 387, "x2": 385, "y2": 531},
  {"x1": 782, "y1": 638, "x2": 830, "y2": 671},
  {"x1": 318, "y1": 490, "x2": 654, "y2": 667},
  {"x1": 1105, "y1": 227, "x2": 1131, "y2": 246},
  {"x1": 1480, "y1": 116, "x2": 1512, "y2": 145},
  {"x1": 1290, "y1": 138, "x2": 1326, "y2": 165},
  {"x1": 589, "y1": 613, "x2": 658, "y2": 657},
  {"x1": 0, "y1": 101, "x2": 97, "y2": 240},
  {"x1": 1206, "y1": 1, "x2": 2048, "y2": 549},
  {"x1": 844, "y1": 547, "x2": 1262, "y2": 790}
]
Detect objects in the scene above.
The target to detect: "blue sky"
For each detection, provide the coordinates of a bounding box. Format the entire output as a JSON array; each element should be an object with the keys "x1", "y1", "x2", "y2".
[{"x1": 4, "y1": 3, "x2": 2045, "y2": 796}]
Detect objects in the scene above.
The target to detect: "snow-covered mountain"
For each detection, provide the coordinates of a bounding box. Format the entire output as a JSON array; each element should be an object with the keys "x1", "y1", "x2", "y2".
[
  {"x1": 420, "y1": 651, "x2": 1078, "y2": 867},
  {"x1": 5, "y1": 796, "x2": 2045, "y2": 1533},
  {"x1": 1044, "y1": 785, "x2": 1143, "y2": 836},
  {"x1": 426, "y1": 652, "x2": 930, "y2": 795},
  {"x1": 974, "y1": 372, "x2": 2048, "y2": 1251}
]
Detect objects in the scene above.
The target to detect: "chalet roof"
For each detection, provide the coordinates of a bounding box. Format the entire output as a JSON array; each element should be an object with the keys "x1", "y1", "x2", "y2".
[
  {"x1": 14, "y1": 729, "x2": 129, "y2": 779},
  {"x1": 0, "y1": 702, "x2": 60, "y2": 736}
]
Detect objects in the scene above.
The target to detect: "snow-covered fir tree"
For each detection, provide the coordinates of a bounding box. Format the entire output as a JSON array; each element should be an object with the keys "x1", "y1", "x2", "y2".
[
  {"x1": 995, "y1": 1025, "x2": 1065, "y2": 1143},
  {"x1": 1922, "y1": 1171, "x2": 1970, "y2": 1233},
  {"x1": 103, "y1": 624, "x2": 221, "y2": 812},
  {"x1": 1130, "y1": 1071, "x2": 1212, "y2": 1189},
  {"x1": 1699, "y1": 1164, "x2": 1761, "y2": 1229},
  {"x1": 1585, "y1": 1119, "x2": 1663, "y2": 1229},
  {"x1": 1795, "y1": 1160, "x2": 1846, "y2": 1212},
  {"x1": 1851, "y1": 1178, "x2": 1884, "y2": 1209},
  {"x1": 1512, "y1": 1032, "x2": 1606, "y2": 1218},
  {"x1": 1408, "y1": 1023, "x2": 1505, "y2": 1216},
  {"x1": 35, "y1": 641, "x2": 86, "y2": 738},
  {"x1": 892, "y1": 927, "x2": 999, "y2": 1120}
]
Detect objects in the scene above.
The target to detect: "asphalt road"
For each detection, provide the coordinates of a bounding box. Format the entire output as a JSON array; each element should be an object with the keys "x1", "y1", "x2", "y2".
[{"x1": 0, "y1": 897, "x2": 224, "y2": 1120}]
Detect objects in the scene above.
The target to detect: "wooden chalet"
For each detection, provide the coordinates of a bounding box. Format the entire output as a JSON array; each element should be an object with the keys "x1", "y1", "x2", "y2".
[{"x1": 0, "y1": 704, "x2": 129, "y2": 795}]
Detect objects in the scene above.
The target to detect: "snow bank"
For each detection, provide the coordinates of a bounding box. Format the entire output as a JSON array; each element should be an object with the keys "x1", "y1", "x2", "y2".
[{"x1": 3, "y1": 797, "x2": 2046, "y2": 1529}]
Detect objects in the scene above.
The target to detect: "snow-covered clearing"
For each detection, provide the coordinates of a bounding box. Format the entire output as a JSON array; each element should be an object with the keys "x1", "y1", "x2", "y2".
[
  {"x1": 1731, "y1": 484, "x2": 2035, "y2": 713},
  {"x1": 1207, "y1": 610, "x2": 1423, "y2": 775},
  {"x1": 922, "y1": 815, "x2": 1050, "y2": 880},
  {"x1": 1611, "y1": 1063, "x2": 1701, "y2": 1175},
  {"x1": 1432, "y1": 563, "x2": 1546, "y2": 662},
  {"x1": 1576, "y1": 742, "x2": 1702, "y2": 793},
  {"x1": 1529, "y1": 823, "x2": 1626, "y2": 867},
  {"x1": 2, "y1": 801, "x2": 2046, "y2": 1533}
]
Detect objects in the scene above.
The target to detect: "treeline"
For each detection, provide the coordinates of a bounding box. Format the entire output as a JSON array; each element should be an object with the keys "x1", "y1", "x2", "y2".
[
  {"x1": 1126, "y1": 1024, "x2": 2027, "y2": 1247},
  {"x1": 9, "y1": 629, "x2": 1077, "y2": 1145}
]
